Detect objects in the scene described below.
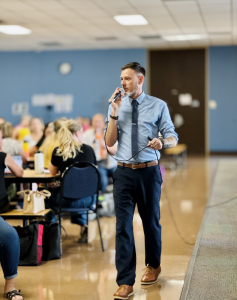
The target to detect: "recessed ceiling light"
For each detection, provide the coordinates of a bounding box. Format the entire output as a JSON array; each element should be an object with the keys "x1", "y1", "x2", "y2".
[
  {"x1": 114, "y1": 15, "x2": 148, "y2": 26},
  {"x1": 162, "y1": 34, "x2": 206, "y2": 41},
  {"x1": 0, "y1": 25, "x2": 31, "y2": 35}
]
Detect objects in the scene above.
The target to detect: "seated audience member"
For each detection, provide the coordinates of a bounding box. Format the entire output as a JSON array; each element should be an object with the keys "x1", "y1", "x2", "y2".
[
  {"x1": 29, "y1": 122, "x2": 54, "y2": 156},
  {"x1": 48, "y1": 119, "x2": 96, "y2": 242},
  {"x1": 40, "y1": 118, "x2": 66, "y2": 168},
  {"x1": 0, "y1": 217, "x2": 23, "y2": 300},
  {"x1": 0, "y1": 130, "x2": 24, "y2": 212},
  {"x1": 82, "y1": 117, "x2": 91, "y2": 132},
  {"x1": 76, "y1": 116, "x2": 91, "y2": 132},
  {"x1": 0, "y1": 138, "x2": 23, "y2": 299},
  {"x1": 76, "y1": 116, "x2": 84, "y2": 126},
  {"x1": 83, "y1": 114, "x2": 117, "y2": 192},
  {"x1": 0, "y1": 122, "x2": 27, "y2": 164},
  {"x1": 23, "y1": 117, "x2": 44, "y2": 148},
  {"x1": 0, "y1": 117, "x2": 5, "y2": 124},
  {"x1": 13, "y1": 114, "x2": 31, "y2": 141}
]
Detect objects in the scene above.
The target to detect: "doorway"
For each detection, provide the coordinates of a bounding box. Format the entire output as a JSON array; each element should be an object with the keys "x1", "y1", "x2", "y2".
[{"x1": 149, "y1": 49, "x2": 206, "y2": 154}]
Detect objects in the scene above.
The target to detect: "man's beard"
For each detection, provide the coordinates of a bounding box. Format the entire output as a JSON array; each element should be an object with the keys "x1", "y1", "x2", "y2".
[{"x1": 124, "y1": 86, "x2": 138, "y2": 98}]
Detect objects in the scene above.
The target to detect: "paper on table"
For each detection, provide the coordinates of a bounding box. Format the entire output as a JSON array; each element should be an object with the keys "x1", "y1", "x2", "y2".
[{"x1": 44, "y1": 169, "x2": 50, "y2": 174}]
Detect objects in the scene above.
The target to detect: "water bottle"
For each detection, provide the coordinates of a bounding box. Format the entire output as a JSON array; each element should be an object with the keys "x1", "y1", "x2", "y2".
[
  {"x1": 23, "y1": 141, "x2": 29, "y2": 158},
  {"x1": 34, "y1": 151, "x2": 44, "y2": 174}
]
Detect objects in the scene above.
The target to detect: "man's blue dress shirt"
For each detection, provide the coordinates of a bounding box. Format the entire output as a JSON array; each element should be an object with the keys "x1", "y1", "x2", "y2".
[{"x1": 106, "y1": 91, "x2": 178, "y2": 163}]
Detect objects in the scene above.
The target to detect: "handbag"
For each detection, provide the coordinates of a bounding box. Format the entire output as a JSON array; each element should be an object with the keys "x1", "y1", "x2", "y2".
[
  {"x1": 14, "y1": 223, "x2": 44, "y2": 266},
  {"x1": 17, "y1": 189, "x2": 51, "y2": 214},
  {"x1": 32, "y1": 221, "x2": 61, "y2": 261}
]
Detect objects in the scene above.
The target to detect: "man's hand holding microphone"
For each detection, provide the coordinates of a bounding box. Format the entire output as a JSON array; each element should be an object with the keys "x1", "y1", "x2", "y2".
[
  {"x1": 106, "y1": 88, "x2": 124, "y2": 147},
  {"x1": 109, "y1": 87, "x2": 124, "y2": 117}
]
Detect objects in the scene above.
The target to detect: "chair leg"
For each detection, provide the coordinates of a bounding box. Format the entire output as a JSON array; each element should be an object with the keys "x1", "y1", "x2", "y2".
[
  {"x1": 58, "y1": 214, "x2": 63, "y2": 256},
  {"x1": 86, "y1": 212, "x2": 88, "y2": 244},
  {"x1": 96, "y1": 213, "x2": 104, "y2": 251},
  {"x1": 58, "y1": 215, "x2": 62, "y2": 234}
]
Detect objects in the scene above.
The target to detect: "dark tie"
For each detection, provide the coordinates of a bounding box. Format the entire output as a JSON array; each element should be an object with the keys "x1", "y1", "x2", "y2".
[{"x1": 131, "y1": 100, "x2": 138, "y2": 158}]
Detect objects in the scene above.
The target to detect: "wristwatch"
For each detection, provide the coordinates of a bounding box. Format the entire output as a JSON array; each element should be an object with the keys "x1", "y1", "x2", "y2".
[
  {"x1": 110, "y1": 115, "x2": 118, "y2": 120},
  {"x1": 160, "y1": 138, "x2": 166, "y2": 148}
]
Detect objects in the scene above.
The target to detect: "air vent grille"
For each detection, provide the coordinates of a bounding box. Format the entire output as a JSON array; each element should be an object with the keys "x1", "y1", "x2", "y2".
[
  {"x1": 95, "y1": 37, "x2": 117, "y2": 41},
  {"x1": 140, "y1": 35, "x2": 161, "y2": 40},
  {"x1": 40, "y1": 42, "x2": 62, "y2": 46}
]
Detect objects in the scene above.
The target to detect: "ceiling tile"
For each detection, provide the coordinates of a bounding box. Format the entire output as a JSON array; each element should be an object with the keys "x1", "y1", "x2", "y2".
[
  {"x1": 0, "y1": 0, "x2": 234, "y2": 50},
  {"x1": 25, "y1": 1, "x2": 66, "y2": 11},
  {"x1": 129, "y1": 0, "x2": 163, "y2": 6},
  {"x1": 93, "y1": 0, "x2": 132, "y2": 8},
  {"x1": 76, "y1": 9, "x2": 108, "y2": 18},
  {"x1": 0, "y1": 1, "x2": 34, "y2": 11},
  {"x1": 46, "y1": 10, "x2": 78, "y2": 19},
  {"x1": 60, "y1": 0, "x2": 98, "y2": 10}
]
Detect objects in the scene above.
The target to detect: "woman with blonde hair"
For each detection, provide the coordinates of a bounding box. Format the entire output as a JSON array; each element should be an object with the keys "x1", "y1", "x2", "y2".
[
  {"x1": 48, "y1": 119, "x2": 96, "y2": 242},
  {"x1": 0, "y1": 122, "x2": 27, "y2": 164},
  {"x1": 40, "y1": 118, "x2": 66, "y2": 168}
]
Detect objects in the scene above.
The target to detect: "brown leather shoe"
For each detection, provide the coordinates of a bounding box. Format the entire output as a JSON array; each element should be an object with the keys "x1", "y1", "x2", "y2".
[
  {"x1": 141, "y1": 265, "x2": 161, "y2": 285},
  {"x1": 113, "y1": 285, "x2": 134, "y2": 299}
]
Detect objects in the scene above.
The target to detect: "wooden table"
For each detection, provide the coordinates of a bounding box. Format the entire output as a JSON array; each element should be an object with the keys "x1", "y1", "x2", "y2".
[
  {"x1": 5, "y1": 170, "x2": 60, "y2": 186},
  {"x1": 0, "y1": 209, "x2": 51, "y2": 226}
]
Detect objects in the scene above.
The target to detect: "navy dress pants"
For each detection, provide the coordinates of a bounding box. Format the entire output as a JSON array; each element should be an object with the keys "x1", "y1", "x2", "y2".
[{"x1": 113, "y1": 164, "x2": 162, "y2": 286}]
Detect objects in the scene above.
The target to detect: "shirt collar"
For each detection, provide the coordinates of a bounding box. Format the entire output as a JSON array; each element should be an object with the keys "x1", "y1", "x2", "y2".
[{"x1": 129, "y1": 91, "x2": 145, "y2": 105}]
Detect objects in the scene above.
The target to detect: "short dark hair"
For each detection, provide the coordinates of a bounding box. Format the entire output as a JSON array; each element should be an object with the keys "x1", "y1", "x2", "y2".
[{"x1": 121, "y1": 62, "x2": 146, "y2": 77}]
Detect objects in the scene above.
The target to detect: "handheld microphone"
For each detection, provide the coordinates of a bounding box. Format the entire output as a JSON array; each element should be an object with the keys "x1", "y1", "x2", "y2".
[{"x1": 109, "y1": 88, "x2": 125, "y2": 105}]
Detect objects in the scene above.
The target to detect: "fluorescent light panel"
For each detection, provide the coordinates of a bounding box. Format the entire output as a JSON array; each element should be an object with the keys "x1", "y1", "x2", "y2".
[
  {"x1": 114, "y1": 15, "x2": 148, "y2": 26},
  {"x1": 0, "y1": 25, "x2": 31, "y2": 35},
  {"x1": 162, "y1": 34, "x2": 206, "y2": 41}
]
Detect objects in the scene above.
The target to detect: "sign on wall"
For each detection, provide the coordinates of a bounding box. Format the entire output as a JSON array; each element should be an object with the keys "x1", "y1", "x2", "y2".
[
  {"x1": 32, "y1": 94, "x2": 74, "y2": 113},
  {"x1": 12, "y1": 102, "x2": 29, "y2": 116}
]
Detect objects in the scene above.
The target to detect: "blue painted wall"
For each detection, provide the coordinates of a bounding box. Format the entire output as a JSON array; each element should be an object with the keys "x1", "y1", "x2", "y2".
[
  {"x1": 1, "y1": 46, "x2": 236, "y2": 152},
  {"x1": 0, "y1": 49, "x2": 147, "y2": 125},
  {"x1": 209, "y1": 46, "x2": 237, "y2": 152}
]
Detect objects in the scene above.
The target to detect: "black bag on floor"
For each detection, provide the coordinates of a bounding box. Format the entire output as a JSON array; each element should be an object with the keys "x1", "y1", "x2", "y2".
[
  {"x1": 40, "y1": 221, "x2": 61, "y2": 261},
  {"x1": 29, "y1": 220, "x2": 61, "y2": 261},
  {"x1": 14, "y1": 223, "x2": 44, "y2": 266}
]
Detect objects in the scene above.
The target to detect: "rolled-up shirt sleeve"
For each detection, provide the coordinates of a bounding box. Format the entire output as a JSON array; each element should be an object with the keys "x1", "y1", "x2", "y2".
[{"x1": 158, "y1": 103, "x2": 178, "y2": 142}]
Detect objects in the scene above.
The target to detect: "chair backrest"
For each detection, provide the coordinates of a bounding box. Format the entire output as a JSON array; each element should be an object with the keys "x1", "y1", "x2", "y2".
[{"x1": 61, "y1": 162, "x2": 100, "y2": 200}]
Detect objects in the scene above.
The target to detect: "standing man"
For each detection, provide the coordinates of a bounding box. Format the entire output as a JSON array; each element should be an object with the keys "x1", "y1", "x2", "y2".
[{"x1": 105, "y1": 62, "x2": 178, "y2": 299}]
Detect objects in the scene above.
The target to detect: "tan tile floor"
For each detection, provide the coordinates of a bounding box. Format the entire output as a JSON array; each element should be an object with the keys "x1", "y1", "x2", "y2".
[{"x1": 2, "y1": 156, "x2": 217, "y2": 300}]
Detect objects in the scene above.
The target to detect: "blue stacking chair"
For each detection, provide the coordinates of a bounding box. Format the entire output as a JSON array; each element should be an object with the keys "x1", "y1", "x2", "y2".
[{"x1": 54, "y1": 161, "x2": 104, "y2": 251}]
